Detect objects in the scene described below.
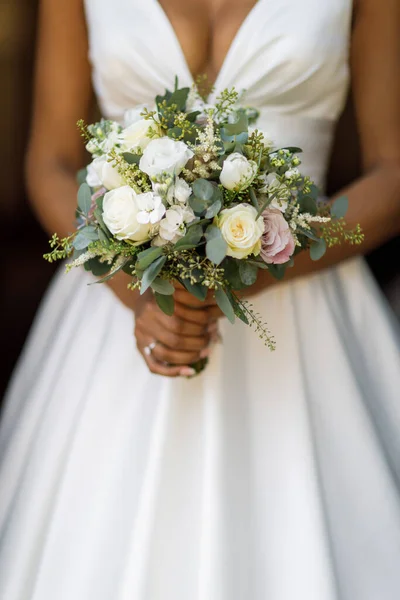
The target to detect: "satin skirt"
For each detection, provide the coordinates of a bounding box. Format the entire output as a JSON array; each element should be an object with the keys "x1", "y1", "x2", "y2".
[{"x1": 1, "y1": 256, "x2": 400, "y2": 600}]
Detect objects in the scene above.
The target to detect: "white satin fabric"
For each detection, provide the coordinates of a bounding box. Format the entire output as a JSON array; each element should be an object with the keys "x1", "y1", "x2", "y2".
[{"x1": 1, "y1": 1, "x2": 400, "y2": 599}]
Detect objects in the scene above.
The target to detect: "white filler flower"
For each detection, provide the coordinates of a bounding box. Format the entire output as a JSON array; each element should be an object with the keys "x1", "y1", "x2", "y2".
[
  {"x1": 136, "y1": 192, "x2": 166, "y2": 225},
  {"x1": 153, "y1": 205, "x2": 196, "y2": 246}
]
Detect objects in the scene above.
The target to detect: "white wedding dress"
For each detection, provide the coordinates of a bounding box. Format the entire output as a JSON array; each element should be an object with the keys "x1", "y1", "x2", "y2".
[{"x1": 1, "y1": 1, "x2": 400, "y2": 598}]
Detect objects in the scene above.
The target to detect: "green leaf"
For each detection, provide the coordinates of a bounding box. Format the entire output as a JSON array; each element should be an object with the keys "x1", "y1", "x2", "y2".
[
  {"x1": 249, "y1": 187, "x2": 259, "y2": 210},
  {"x1": 77, "y1": 183, "x2": 92, "y2": 216},
  {"x1": 137, "y1": 246, "x2": 164, "y2": 270},
  {"x1": 192, "y1": 178, "x2": 215, "y2": 202},
  {"x1": 297, "y1": 226, "x2": 321, "y2": 242},
  {"x1": 186, "y1": 111, "x2": 201, "y2": 123},
  {"x1": 168, "y1": 87, "x2": 190, "y2": 111},
  {"x1": 91, "y1": 258, "x2": 129, "y2": 284},
  {"x1": 239, "y1": 261, "x2": 258, "y2": 286},
  {"x1": 151, "y1": 278, "x2": 175, "y2": 295},
  {"x1": 310, "y1": 238, "x2": 327, "y2": 261},
  {"x1": 225, "y1": 288, "x2": 249, "y2": 324},
  {"x1": 223, "y1": 258, "x2": 247, "y2": 290},
  {"x1": 84, "y1": 257, "x2": 111, "y2": 276},
  {"x1": 76, "y1": 168, "x2": 88, "y2": 186},
  {"x1": 140, "y1": 255, "x2": 167, "y2": 294},
  {"x1": 174, "y1": 224, "x2": 203, "y2": 250},
  {"x1": 181, "y1": 278, "x2": 208, "y2": 301},
  {"x1": 73, "y1": 225, "x2": 98, "y2": 250},
  {"x1": 223, "y1": 111, "x2": 248, "y2": 136},
  {"x1": 155, "y1": 292, "x2": 175, "y2": 316},
  {"x1": 331, "y1": 195, "x2": 349, "y2": 219},
  {"x1": 205, "y1": 200, "x2": 222, "y2": 219},
  {"x1": 205, "y1": 225, "x2": 227, "y2": 265},
  {"x1": 298, "y1": 195, "x2": 318, "y2": 216},
  {"x1": 215, "y1": 288, "x2": 235, "y2": 324},
  {"x1": 122, "y1": 152, "x2": 141, "y2": 165},
  {"x1": 167, "y1": 127, "x2": 183, "y2": 139},
  {"x1": 122, "y1": 260, "x2": 135, "y2": 275},
  {"x1": 246, "y1": 259, "x2": 269, "y2": 270},
  {"x1": 267, "y1": 263, "x2": 288, "y2": 280},
  {"x1": 276, "y1": 146, "x2": 303, "y2": 154}
]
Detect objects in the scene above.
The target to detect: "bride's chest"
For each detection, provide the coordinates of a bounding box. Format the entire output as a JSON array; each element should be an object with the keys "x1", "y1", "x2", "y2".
[{"x1": 84, "y1": 0, "x2": 352, "y2": 119}]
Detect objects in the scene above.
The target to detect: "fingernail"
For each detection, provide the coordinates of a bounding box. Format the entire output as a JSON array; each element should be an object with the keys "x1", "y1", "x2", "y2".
[
  {"x1": 180, "y1": 367, "x2": 196, "y2": 377},
  {"x1": 200, "y1": 347, "x2": 211, "y2": 359}
]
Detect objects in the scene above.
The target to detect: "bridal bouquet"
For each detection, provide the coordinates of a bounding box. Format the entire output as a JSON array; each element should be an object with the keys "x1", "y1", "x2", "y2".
[{"x1": 45, "y1": 79, "x2": 363, "y2": 351}]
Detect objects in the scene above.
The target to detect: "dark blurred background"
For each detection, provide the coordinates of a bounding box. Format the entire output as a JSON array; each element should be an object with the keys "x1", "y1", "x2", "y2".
[{"x1": 0, "y1": 0, "x2": 399, "y2": 400}]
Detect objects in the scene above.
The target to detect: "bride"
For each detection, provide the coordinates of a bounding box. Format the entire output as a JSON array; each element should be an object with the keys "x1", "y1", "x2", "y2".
[{"x1": 1, "y1": 0, "x2": 400, "y2": 598}]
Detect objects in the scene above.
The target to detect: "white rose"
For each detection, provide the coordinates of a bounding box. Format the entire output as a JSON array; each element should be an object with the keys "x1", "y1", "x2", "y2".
[
  {"x1": 166, "y1": 177, "x2": 192, "y2": 205},
  {"x1": 152, "y1": 205, "x2": 196, "y2": 246},
  {"x1": 216, "y1": 203, "x2": 264, "y2": 259},
  {"x1": 119, "y1": 119, "x2": 153, "y2": 152},
  {"x1": 124, "y1": 104, "x2": 152, "y2": 127},
  {"x1": 139, "y1": 138, "x2": 194, "y2": 180},
  {"x1": 260, "y1": 173, "x2": 291, "y2": 212},
  {"x1": 220, "y1": 153, "x2": 258, "y2": 192},
  {"x1": 91, "y1": 156, "x2": 126, "y2": 190},
  {"x1": 136, "y1": 192, "x2": 166, "y2": 225},
  {"x1": 102, "y1": 185, "x2": 151, "y2": 243}
]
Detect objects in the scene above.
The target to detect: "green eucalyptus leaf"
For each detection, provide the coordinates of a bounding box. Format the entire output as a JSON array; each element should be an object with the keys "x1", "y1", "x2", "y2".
[
  {"x1": 168, "y1": 87, "x2": 190, "y2": 111},
  {"x1": 181, "y1": 278, "x2": 208, "y2": 301},
  {"x1": 297, "y1": 226, "x2": 321, "y2": 242},
  {"x1": 73, "y1": 226, "x2": 98, "y2": 250},
  {"x1": 239, "y1": 261, "x2": 258, "y2": 286},
  {"x1": 140, "y1": 256, "x2": 167, "y2": 294},
  {"x1": 189, "y1": 196, "x2": 207, "y2": 215},
  {"x1": 90, "y1": 258, "x2": 129, "y2": 284},
  {"x1": 137, "y1": 246, "x2": 164, "y2": 270},
  {"x1": 222, "y1": 258, "x2": 246, "y2": 290},
  {"x1": 192, "y1": 178, "x2": 215, "y2": 202},
  {"x1": 331, "y1": 195, "x2": 349, "y2": 219},
  {"x1": 76, "y1": 168, "x2": 88, "y2": 186},
  {"x1": 122, "y1": 152, "x2": 141, "y2": 165},
  {"x1": 84, "y1": 257, "x2": 111, "y2": 276},
  {"x1": 174, "y1": 224, "x2": 203, "y2": 250},
  {"x1": 155, "y1": 292, "x2": 175, "y2": 316},
  {"x1": 223, "y1": 111, "x2": 248, "y2": 136},
  {"x1": 186, "y1": 111, "x2": 201, "y2": 122},
  {"x1": 151, "y1": 278, "x2": 175, "y2": 295},
  {"x1": 205, "y1": 225, "x2": 227, "y2": 265},
  {"x1": 215, "y1": 288, "x2": 235, "y2": 324},
  {"x1": 167, "y1": 127, "x2": 183, "y2": 139},
  {"x1": 267, "y1": 263, "x2": 288, "y2": 280},
  {"x1": 77, "y1": 183, "x2": 92, "y2": 216},
  {"x1": 310, "y1": 238, "x2": 327, "y2": 261},
  {"x1": 298, "y1": 195, "x2": 318, "y2": 216},
  {"x1": 205, "y1": 200, "x2": 222, "y2": 219}
]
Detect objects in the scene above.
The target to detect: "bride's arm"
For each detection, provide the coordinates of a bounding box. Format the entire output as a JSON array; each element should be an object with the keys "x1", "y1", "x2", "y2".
[
  {"x1": 248, "y1": 0, "x2": 400, "y2": 294},
  {"x1": 26, "y1": 0, "x2": 213, "y2": 377}
]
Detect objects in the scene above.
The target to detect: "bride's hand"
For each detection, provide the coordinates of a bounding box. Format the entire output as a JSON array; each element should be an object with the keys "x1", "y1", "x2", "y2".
[
  {"x1": 173, "y1": 285, "x2": 223, "y2": 320},
  {"x1": 134, "y1": 291, "x2": 218, "y2": 377}
]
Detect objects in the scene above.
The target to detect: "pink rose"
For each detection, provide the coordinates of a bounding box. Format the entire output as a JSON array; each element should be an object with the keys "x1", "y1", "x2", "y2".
[{"x1": 260, "y1": 208, "x2": 295, "y2": 264}]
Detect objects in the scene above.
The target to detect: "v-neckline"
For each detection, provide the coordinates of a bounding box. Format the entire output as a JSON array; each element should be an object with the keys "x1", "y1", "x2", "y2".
[{"x1": 153, "y1": 0, "x2": 262, "y2": 91}]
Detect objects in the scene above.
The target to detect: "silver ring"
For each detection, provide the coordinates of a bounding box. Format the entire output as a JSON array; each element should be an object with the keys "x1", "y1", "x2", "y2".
[{"x1": 143, "y1": 341, "x2": 157, "y2": 356}]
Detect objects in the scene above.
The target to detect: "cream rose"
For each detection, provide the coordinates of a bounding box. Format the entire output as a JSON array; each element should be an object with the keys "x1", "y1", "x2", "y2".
[
  {"x1": 119, "y1": 119, "x2": 153, "y2": 152},
  {"x1": 216, "y1": 203, "x2": 264, "y2": 259},
  {"x1": 102, "y1": 185, "x2": 151, "y2": 243},
  {"x1": 139, "y1": 138, "x2": 194, "y2": 180},
  {"x1": 219, "y1": 153, "x2": 258, "y2": 192},
  {"x1": 90, "y1": 156, "x2": 126, "y2": 190}
]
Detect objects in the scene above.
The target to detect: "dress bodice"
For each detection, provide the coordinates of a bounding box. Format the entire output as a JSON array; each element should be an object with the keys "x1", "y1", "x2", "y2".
[{"x1": 84, "y1": 0, "x2": 352, "y2": 189}]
